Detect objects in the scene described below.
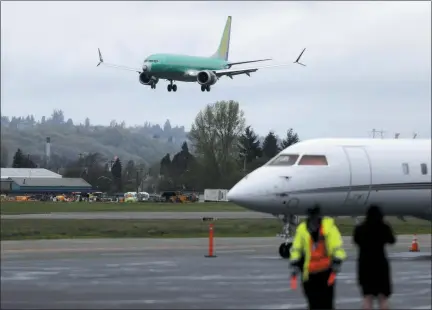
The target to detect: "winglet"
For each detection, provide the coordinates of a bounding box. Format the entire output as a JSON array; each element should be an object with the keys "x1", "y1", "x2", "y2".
[
  {"x1": 293, "y1": 48, "x2": 306, "y2": 66},
  {"x1": 97, "y1": 48, "x2": 104, "y2": 67}
]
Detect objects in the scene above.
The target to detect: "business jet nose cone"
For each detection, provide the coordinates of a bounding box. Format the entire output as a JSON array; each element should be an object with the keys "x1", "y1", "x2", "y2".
[{"x1": 227, "y1": 183, "x2": 249, "y2": 205}]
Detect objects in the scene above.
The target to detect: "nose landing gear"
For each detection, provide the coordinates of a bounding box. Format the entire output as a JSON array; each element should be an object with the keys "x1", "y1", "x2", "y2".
[{"x1": 277, "y1": 214, "x2": 299, "y2": 259}]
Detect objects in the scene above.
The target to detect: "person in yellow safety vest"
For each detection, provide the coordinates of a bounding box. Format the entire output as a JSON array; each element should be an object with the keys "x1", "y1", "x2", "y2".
[{"x1": 289, "y1": 205, "x2": 347, "y2": 310}]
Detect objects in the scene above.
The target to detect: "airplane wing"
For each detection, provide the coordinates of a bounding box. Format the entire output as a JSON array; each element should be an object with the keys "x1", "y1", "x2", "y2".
[
  {"x1": 214, "y1": 48, "x2": 306, "y2": 79},
  {"x1": 96, "y1": 48, "x2": 142, "y2": 73},
  {"x1": 226, "y1": 58, "x2": 272, "y2": 68}
]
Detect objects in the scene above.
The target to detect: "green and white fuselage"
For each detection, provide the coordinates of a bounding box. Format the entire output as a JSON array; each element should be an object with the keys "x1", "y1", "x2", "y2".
[
  {"x1": 142, "y1": 54, "x2": 228, "y2": 82},
  {"x1": 97, "y1": 16, "x2": 306, "y2": 92}
]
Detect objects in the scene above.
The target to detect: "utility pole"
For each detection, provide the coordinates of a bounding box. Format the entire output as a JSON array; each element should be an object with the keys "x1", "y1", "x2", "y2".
[
  {"x1": 136, "y1": 170, "x2": 139, "y2": 199},
  {"x1": 136, "y1": 167, "x2": 144, "y2": 200}
]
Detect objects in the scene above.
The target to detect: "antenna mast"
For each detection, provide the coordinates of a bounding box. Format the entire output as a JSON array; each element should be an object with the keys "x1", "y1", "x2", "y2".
[{"x1": 371, "y1": 128, "x2": 385, "y2": 139}]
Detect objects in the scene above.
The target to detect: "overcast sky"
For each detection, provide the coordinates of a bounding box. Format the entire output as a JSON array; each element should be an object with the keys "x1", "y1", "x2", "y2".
[{"x1": 1, "y1": 1, "x2": 431, "y2": 140}]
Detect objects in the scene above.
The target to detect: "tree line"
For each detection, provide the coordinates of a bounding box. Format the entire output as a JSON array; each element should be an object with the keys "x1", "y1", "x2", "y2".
[
  {"x1": 166, "y1": 100, "x2": 300, "y2": 190},
  {"x1": 4, "y1": 101, "x2": 300, "y2": 192},
  {"x1": 0, "y1": 109, "x2": 188, "y2": 169}
]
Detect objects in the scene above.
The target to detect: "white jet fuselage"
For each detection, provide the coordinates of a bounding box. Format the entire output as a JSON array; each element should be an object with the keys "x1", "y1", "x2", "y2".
[{"x1": 228, "y1": 138, "x2": 432, "y2": 221}]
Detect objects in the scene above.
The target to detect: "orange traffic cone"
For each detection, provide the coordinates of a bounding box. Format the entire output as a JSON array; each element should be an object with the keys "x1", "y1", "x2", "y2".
[{"x1": 409, "y1": 234, "x2": 420, "y2": 252}]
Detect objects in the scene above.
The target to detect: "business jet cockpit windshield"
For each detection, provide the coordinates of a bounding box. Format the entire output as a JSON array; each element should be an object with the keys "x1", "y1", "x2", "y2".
[
  {"x1": 298, "y1": 155, "x2": 328, "y2": 166},
  {"x1": 268, "y1": 154, "x2": 299, "y2": 166}
]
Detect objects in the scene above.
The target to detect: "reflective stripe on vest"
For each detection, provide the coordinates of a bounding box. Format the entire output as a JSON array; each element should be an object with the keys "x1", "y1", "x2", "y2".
[{"x1": 308, "y1": 225, "x2": 331, "y2": 273}]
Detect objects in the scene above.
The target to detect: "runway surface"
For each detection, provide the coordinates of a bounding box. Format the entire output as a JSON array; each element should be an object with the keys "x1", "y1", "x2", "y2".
[
  {"x1": 1, "y1": 211, "x2": 273, "y2": 220},
  {"x1": 2, "y1": 235, "x2": 431, "y2": 309}
]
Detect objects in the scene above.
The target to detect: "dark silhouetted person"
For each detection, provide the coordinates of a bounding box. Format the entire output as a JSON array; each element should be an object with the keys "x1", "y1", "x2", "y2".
[{"x1": 353, "y1": 205, "x2": 396, "y2": 310}]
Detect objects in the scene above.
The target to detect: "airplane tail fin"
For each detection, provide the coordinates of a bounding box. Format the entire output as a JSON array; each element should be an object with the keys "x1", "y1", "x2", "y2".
[{"x1": 211, "y1": 16, "x2": 232, "y2": 61}]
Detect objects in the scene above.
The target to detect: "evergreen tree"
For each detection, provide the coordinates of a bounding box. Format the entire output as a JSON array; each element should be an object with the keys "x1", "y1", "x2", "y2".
[
  {"x1": 181, "y1": 141, "x2": 189, "y2": 153},
  {"x1": 163, "y1": 119, "x2": 172, "y2": 132},
  {"x1": 111, "y1": 157, "x2": 122, "y2": 191},
  {"x1": 111, "y1": 158, "x2": 122, "y2": 178},
  {"x1": 238, "y1": 126, "x2": 262, "y2": 163},
  {"x1": 11, "y1": 148, "x2": 36, "y2": 168},
  {"x1": 280, "y1": 128, "x2": 300, "y2": 149},
  {"x1": 160, "y1": 153, "x2": 171, "y2": 176},
  {"x1": 171, "y1": 141, "x2": 194, "y2": 178},
  {"x1": 24, "y1": 155, "x2": 37, "y2": 168},
  {"x1": 12, "y1": 149, "x2": 25, "y2": 168},
  {"x1": 262, "y1": 131, "x2": 279, "y2": 158},
  {"x1": 124, "y1": 160, "x2": 136, "y2": 179}
]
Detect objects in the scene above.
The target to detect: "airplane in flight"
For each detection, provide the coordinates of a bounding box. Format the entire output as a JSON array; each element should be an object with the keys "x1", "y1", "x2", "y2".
[
  {"x1": 227, "y1": 138, "x2": 432, "y2": 259},
  {"x1": 96, "y1": 16, "x2": 307, "y2": 92}
]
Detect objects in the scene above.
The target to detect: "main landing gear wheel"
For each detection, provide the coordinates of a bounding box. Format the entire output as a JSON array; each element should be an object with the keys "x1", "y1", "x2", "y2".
[
  {"x1": 201, "y1": 85, "x2": 211, "y2": 92},
  {"x1": 277, "y1": 214, "x2": 298, "y2": 259},
  {"x1": 279, "y1": 243, "x2": 292, "y2": 259},
  {"x1": 151, "y1": 84, "x2": 156, "y2": 89},
  {"x1": 167, "y1": 82, "x2": 177, "y2": 92}
]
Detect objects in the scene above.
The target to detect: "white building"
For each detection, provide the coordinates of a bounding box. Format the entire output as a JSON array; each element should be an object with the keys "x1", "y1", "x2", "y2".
[{"x1": 0, "y1": 168, "x2": 62, "y2": 180}]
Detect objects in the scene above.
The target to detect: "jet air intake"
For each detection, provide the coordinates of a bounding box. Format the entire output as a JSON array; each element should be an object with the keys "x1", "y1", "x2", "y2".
[
  {"x1": 139, "y1": 73, "x2": 159, "y2": 86},
  {"x1": 197, "y1": 70, "x2": 217, "y2": 86}
]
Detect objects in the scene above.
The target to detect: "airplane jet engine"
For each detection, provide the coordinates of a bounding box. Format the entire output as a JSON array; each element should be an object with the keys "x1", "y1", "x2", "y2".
[
  {"x1": 197, "y1": 70, "x2": 218, "y2": 86},
  {"x1": 139, "y1": 73, "x2": 159, "y2": 86}
]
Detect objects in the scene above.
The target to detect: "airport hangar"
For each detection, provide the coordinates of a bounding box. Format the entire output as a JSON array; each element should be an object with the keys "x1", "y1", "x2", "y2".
[{"x1": 0, "y1": 168, "x2": 92, "y2": 195}]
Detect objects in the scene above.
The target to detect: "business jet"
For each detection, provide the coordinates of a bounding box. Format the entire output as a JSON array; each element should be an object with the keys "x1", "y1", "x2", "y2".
[
  {"x1": 96, "y1": 16, "x2": 306, "y2": 92},
  {"x1": 227, "y1": 138, "x2": 432, "y2": 258}
]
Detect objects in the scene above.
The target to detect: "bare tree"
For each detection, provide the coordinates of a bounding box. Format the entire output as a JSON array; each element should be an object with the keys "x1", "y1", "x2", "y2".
[{"x1": 189, "y1": 100, "x2": 245, "y2": 184}]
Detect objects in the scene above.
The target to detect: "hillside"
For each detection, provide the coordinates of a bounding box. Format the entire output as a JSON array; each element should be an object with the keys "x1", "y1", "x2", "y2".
[{"x1": 0, "y1": 111, "x2": 189, "y2": 169}]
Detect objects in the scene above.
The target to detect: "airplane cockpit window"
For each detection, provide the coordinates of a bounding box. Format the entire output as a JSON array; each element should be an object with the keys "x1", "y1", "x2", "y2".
[
  {"x1": 268, "y1": 154, "x2": 299, "y2": 166},
  {"x1": 298, "y1": 155, "x2": 328, "y2": 166}
]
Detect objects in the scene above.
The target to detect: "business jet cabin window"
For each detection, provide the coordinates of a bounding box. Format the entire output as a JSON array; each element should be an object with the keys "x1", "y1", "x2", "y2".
[
  {"x1": 298, "y1": 155, "x2": 328, "y2": 166},
  {"x1": 402, "y1": 163, "x2": 409, "y2": 175},
  {"x1": 420, "y1": 163, "x2": 428, "y2": 175},
  {"x1": 268, "y1": 154, "x2": 299, "y2": 166}
]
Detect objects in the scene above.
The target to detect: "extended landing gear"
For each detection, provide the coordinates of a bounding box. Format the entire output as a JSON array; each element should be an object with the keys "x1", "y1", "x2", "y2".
[
  {"x1": 167, "y1": 80, "x2": 177, "y2": 92},
  {"x1": 277, "y1": 214, "x2": 299, "y2": 259},
  {"x1": 151, "y1": 83, "x2": 156, "y2": 89},
  {"x1": 201, "y1": 85, "x2": 211, "y2": 92}
]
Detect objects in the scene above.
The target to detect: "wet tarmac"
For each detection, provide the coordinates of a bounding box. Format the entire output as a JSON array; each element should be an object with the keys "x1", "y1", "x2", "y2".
[{"x1": 1, "y1": 236, "x2": 431, "y2": 309}]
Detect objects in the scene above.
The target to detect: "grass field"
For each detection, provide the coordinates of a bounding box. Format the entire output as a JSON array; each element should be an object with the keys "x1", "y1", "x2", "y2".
[
  {"x1": 1, "y1": 217, "x2": 430, "y2": 240},
  {"x1": 0, "y1": 201, "x2": 246, "y2": 214}
]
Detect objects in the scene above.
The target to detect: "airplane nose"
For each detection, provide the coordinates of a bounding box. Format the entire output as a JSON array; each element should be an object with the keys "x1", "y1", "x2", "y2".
[
  {"x1": 228, "y1": 168, "x2": 290, "y2": 210},
  {"x1": 227, "y1": 174, "x2": 260, "y2": 206},
  {"x1": 142, "y1": 65, "x2": 148, "y2": 71},
  {"x1": 227, "y1": 183, "x2": 248, "y2": 204}
]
